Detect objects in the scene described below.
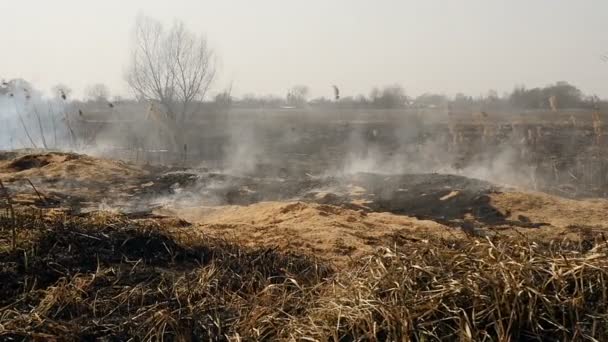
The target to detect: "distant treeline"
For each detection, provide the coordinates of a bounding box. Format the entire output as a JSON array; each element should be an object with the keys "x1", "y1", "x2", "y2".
[
  {"x1": 225, "y1": 81, "x2": 604, "y2": 111},
  {"x1": 2, "y1": 78, "x2": 604, "y2": 114}
]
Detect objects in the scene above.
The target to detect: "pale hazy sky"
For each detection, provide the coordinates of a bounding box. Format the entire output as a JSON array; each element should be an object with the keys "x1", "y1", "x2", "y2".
[{"x1": 2, "y1": 0, "x2": 608, "y2": 99}]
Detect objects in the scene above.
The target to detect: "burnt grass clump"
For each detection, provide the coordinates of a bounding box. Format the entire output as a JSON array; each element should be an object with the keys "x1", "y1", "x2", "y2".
[
  {"x1": 1, "y1": 211, "x2": 608, "y2": 340},
  {"x1": 7, "y1": 153, "x2": 79, "y2": 171},
  {"x1": 7, "y1": 155, "x2": 52, "y2": 171},
  {"x1": 0, "y1": 212, "x2": 332, "y2": 340}
]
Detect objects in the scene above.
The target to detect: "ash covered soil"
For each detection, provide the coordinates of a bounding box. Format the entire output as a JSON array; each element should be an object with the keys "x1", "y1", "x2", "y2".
[{"x1": 1, "y1": 150, "x2": 606, "y2": 261}]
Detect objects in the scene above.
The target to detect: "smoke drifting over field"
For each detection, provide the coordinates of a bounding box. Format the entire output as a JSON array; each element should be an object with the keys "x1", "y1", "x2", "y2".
[
  {"x1": 1, "y1": 76, "x2": 606, "y2": 200},
  {"x1": 3, "y1": 9, "x2": 605, "y2": 199},
  {"x1": 0, "y1": 81, "x2": 74, "y2": 151}
]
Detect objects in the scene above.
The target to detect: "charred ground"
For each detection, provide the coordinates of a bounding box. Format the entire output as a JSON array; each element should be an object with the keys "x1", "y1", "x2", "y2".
[{"x1": 0, "y1": 144, "x2": 607, "y2": 340}]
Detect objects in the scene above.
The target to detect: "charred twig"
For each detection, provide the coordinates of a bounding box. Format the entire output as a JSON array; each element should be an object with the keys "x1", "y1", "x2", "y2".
[
  {"x1": 63, "y1": 110, "x2": 79, "y2": 149},
  {"x1": 183, "y1": 144, "x2": 188, "y2": 165},
  {"x1": 24, "y1": 178, "x2": 46, "y2": 206},
  {"x1": 49, "y1": 103, "x2": 58, "y2": 148},
  {"x1": 0, "y1": 180, "x2": 16, "y2": 250},
  {"x1": 12, "y1": 98, "x2": 38, "y2": 149},
  {"x1": 32, "y1": 105, "x2": 49, "y2": 149}
]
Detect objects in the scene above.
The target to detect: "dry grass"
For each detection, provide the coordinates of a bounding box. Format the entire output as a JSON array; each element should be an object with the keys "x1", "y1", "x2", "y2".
[
  {"x1": 290, "y1": 237, "x2": 608, "y2": 341},
  {"x1": 0, "y1": 210, "x2": 607, "y2": 341}
]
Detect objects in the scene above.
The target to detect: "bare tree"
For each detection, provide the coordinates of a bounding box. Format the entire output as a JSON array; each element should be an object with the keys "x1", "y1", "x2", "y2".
[
  {"x1": 126, "y1": 14, "x2": 216, "y2": 124},
  {"x1": 287, "y1": 85, "x2": 310, "y2": 107},
  {"x1": 370, "y1": 84, "x2": 408, "y2": 109},
  {"x1": 85, "y1": 83, "x2": 110, "y2": 102}
]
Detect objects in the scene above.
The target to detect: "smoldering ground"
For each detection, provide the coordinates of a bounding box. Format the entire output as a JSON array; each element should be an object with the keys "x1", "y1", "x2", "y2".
[{"x1": 1, "y1": 79, "x2": 605, "y2": 209}]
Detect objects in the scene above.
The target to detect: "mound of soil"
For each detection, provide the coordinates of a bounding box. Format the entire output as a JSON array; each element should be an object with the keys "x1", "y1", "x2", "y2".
[
  {"x1": 490, "y1": 190, "x2": 608, "y2": 228},
  {"x1": 0, "y1": 152, "x2": 148, "y2": 212},
  {"x1": 1, "y1": 152, "x2": 144, "y2": 186},
  {"x1": 160, "y1": 201, "x2": 455, "y2": 262}
]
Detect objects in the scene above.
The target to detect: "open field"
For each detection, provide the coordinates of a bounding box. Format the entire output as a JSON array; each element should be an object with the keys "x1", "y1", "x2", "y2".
[{"x1": 1, "y1": 125, "x2": 608, "y2": 340}]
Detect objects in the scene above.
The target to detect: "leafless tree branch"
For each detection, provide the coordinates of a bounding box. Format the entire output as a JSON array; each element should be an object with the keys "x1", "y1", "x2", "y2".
[{"x1": 126, "y1": 15, "x2": 216, "y2": 127}]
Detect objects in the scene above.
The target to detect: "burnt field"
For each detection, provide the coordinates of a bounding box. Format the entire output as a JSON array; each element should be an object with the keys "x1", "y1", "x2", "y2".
[
  {"x1": 4, "y1": 1, "x2": 608, "y2": 338},
  {"x1": 1, "y1": 109, "x2": 608, "y2": 340},
  {"x1": 1, "y1": 211, "x2": 607, "y2": 341},
  {"x1": 91, "y1": 108, "x2": 608, "y2": 199}
]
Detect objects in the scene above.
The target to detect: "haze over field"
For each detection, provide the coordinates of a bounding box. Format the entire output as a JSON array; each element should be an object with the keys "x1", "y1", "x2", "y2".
[
  {"x1": 1, "y1": 0, "x2": 608, "y2": 99},
  {"x1": 3, "y1": 2, "x2": 608, "y2": 340}
]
